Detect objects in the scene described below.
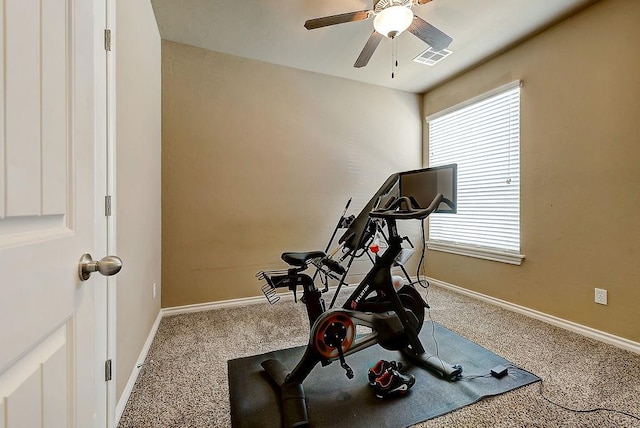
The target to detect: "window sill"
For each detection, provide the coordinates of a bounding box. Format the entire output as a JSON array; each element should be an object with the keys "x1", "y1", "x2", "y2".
[{"x1": 426, "y1": 241, "x2": 525, "y2": 266}]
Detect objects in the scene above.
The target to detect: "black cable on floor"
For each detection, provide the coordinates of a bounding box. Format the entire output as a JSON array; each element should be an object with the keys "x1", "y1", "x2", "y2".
[
  {"x1": 506, "y1": 365, "x2": 640, "y2": 423},
  {"x1": 537, "y1": 380, "x2": 640, "y2": 422}
]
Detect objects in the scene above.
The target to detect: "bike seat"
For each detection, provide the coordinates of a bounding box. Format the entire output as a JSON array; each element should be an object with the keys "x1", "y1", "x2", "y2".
[{"x1": 281, "y1": 251, "x2": 326, "y2": 267}]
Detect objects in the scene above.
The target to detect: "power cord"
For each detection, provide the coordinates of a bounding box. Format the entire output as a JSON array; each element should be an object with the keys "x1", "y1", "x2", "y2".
[
  {"x1": 536, "y1": 377, "x2": 640, "y2": 422},
  {"x1": 413, "y1": 219, "x2": 447, "y2": 374},
  {"x1": 461, "y1": 364, "x2": 640, "y2": 423},
  {"x1": 459, "y1": 372, "x2": 493, "y2": 380},
  {"x1": 415, "y1": 219, "x2": 429, "y2": 290}
]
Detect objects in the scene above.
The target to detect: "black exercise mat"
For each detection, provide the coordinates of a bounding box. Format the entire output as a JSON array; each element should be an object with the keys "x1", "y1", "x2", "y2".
[{"x1": 228, "y1": 322, "x2": 540, "y2": 428}]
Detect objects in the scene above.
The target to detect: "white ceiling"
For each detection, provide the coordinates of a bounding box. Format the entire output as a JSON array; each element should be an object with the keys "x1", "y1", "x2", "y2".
[{"x1": 149, "y1": 0, "x2": 597, "y2": 93}]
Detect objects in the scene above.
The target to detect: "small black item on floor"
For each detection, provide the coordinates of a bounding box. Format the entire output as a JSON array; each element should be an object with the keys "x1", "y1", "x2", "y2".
[{"x1": 491, "y1": 365, "x2": 509, "y2": 379}]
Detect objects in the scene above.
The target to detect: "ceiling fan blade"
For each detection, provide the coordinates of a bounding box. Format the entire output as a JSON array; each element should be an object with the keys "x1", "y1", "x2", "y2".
[
  {"x1": 354, "y1": 31, "x2": 384, "y2": 68},
  {"x1": 416, "y1": 0, "x2": 433, "y2": 4},
  {"x1": 304, "y1": 10, "x2": 371, "y2": 30},
  {"x1": 408, "y1": 16, "x2": 453, "y2": 51}
]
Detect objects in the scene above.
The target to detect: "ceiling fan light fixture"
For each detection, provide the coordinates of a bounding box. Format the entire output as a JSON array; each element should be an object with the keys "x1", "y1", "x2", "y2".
[{"x1": 373, "y1": 5, "x2": 414, "y2": 38}]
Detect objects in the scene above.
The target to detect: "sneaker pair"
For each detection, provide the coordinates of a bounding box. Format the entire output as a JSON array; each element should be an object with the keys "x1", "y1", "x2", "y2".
[{"x1": 368, "y1": 360, "x2": 415, "y2": 399}]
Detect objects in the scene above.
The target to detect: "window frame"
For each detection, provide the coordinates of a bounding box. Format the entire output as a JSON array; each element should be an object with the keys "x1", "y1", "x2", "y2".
[{"x1": 425, "y1": 81, "x2": 525, "y2": 265}]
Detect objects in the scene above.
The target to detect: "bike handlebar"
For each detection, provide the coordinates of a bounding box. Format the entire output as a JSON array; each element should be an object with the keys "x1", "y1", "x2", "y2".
[{"x1": 369, "y1": 193, "x2": 444, "y2": 220}]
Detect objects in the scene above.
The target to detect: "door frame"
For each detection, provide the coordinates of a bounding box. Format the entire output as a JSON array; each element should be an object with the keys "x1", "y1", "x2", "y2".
[
  {"x1": 93, "y1": 0, "x2": 116, "y2": 425},
  {"x1": 105, "y1": 0, "x2": 118, "y2": 425}
]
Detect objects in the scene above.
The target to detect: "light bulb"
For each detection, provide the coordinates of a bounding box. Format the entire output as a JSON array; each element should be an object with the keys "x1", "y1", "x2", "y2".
[{"x1": 373, "y1": 5, "x2": 414, "y2": 38}]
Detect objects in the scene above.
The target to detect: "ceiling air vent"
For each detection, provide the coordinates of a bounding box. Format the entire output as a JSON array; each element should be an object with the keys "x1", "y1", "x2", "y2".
[{"x1": 413, "y1": 46, "x2": 452, "y2": 66}]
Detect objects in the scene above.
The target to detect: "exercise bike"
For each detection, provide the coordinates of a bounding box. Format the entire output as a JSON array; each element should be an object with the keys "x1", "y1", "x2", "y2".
[{"x1": 257, "y1": 193, "x2": 463, "y2": 428}]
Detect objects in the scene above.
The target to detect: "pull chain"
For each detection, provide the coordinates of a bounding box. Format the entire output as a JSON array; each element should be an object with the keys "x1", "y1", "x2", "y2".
[{"x1": 391, "y1": 36, "x2": 398, "y2": 79}]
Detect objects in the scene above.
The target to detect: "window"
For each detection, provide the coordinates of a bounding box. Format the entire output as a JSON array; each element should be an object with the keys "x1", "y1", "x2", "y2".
[{"x1": 426, "y1": 81, "x2": 524, "y2": 265}]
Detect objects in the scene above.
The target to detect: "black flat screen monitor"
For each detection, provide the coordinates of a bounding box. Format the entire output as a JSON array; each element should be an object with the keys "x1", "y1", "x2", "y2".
[{"x1": 398, "y1": 164, "x2": 457, "y2": 214}]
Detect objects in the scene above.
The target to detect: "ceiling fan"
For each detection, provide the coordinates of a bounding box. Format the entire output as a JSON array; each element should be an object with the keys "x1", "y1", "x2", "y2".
[{"x1": 304, "y1": 0, "x2": 453, "y2": 68}]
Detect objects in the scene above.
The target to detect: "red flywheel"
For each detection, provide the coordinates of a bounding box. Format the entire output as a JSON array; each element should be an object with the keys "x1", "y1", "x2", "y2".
[{"x1": 313, "y1": 312, "x2": 355, "y2": 360}]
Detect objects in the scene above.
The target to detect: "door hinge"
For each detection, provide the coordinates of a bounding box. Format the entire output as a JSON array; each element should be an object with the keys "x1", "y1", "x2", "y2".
[
  {"x1": 105, "y1": 359, "x2": 112, "y2": 381},
  {"x1": 104, "y1": 29, "x2": 112, "y2": 51},
  {"x1": 105, "y1": 195, "x2": 112, "y2": 217}
]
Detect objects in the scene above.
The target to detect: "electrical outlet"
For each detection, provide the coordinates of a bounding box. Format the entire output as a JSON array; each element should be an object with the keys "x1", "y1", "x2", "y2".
[
  {"x1": 153, "y1": 283, "x2": 157, "y2": 299},
  {"x1": 594, "y1": 288, "x2": 607, "y2": 305}
]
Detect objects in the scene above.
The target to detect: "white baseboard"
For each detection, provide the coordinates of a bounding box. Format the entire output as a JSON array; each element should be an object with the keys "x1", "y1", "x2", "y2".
[
  {"x1": 115, "y1": 310, "x2": 163, "y2": 425},
  {"x1": 161, "y1": 294, "x2": 268, "y2": 316},
  {"x1": 427, "y1": 276, "x2": 640, "y2": 355},
  {"x1": 161, "y1": 284, "x2": 347, "y2": 316}
]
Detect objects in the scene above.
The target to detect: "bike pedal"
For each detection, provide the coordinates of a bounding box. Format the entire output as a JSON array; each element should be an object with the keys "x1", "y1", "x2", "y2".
[{"x1": 342, "y1": 362, "x2": 354, "y2": 379}]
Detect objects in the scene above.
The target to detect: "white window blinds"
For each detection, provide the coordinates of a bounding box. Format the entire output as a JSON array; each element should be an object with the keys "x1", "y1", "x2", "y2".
[{"x1": 427, "y1": 82, "x2": 521, "y2": 255}]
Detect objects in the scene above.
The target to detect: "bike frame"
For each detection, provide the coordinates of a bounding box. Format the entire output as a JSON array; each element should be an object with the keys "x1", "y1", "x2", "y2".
[
  {"x1": 259, "y1": 193, "x2": 463, "y2": 428},
  {"x1": 271, "y1": 218, "x2": 424, "y2": 383}
]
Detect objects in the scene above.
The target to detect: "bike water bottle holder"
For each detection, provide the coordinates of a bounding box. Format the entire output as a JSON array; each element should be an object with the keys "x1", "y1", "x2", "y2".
[
  {"x1": 256, "y1": 267, "x2": 313, "y2": 304},
  {"x1": 260, "y1": 282, "x2": 280, "y2": 305},
  {"x1": 256, "y1": 269, "x2": 289, "y2": 305},
  {"x1": 257, "y1": 252, "x2": 347, "y2": 306}
]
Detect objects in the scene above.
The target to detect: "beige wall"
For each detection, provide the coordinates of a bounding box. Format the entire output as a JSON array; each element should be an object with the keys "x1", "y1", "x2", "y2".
[
  {"x1": 423, "y1": 0, "x2": 640, "y2": 342},
  {"x1": 162, "y1": 41, "x2": 422, "y2": 307},
  {"x1": 115, "y1": 0, "x2": 162, "y2": 400}
]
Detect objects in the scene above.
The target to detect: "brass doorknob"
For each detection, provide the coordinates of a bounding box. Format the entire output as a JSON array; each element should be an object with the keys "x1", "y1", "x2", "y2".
[{"x1": 78, "y1": 254, "x2": 123, "y2": 281}]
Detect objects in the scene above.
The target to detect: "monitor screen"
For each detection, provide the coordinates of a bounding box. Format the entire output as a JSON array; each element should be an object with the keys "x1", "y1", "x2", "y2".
[{"x1": 398, "y1": 164, "x2": 457, "y2": 213}]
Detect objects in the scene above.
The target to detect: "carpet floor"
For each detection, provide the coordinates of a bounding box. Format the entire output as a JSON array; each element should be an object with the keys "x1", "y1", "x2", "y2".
[{"x1": 118, "y1": 284, "x2": 640, "y2": 427}]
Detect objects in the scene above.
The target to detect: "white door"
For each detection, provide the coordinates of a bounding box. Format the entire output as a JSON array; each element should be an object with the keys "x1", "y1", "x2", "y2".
[{"x1": 0, "y1": 0, "x2": 108, "y2": 427}]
